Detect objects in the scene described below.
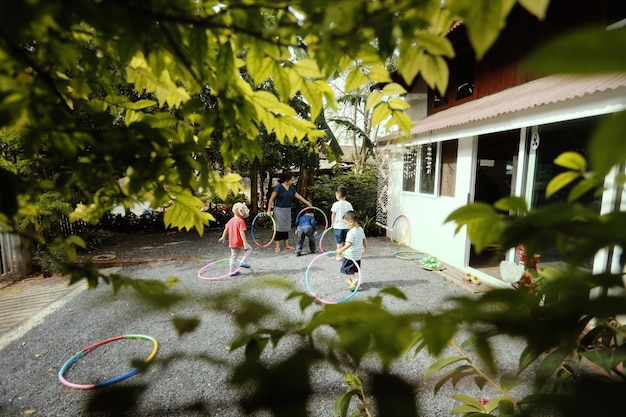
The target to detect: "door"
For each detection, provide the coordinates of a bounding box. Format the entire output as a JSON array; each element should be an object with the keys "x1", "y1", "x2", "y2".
[{"x1": 469, "y1": 130, "x2": 521, "y2": 271}]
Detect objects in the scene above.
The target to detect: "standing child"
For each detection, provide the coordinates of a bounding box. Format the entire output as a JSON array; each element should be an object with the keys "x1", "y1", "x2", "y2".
[
  {"x1": 336, "y1": 210, "x2": 367, "y2": 290},
  {"x1": 330, "y1": 186, "x2": 354, "y2": 261},
  {"x1": 218, "y1": 202, "x2": 252, "y2": 276},
  {"x1": 295, "y1": 209, "x2": 318, "y2": 256}
]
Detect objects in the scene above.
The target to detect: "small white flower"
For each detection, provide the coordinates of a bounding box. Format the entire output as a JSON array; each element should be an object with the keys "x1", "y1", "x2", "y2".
[{"x1": 500, "y1": 260, "x2": 524, "y2": 283}]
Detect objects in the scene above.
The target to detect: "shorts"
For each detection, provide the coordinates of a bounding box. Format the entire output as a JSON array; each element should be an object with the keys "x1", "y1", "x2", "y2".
[
  {"x1": 340, "y1": 258, "x2": 361, "y2": 275},
  {"x1": 334, "y1": 228, "x2": 349, "y2": 244}
]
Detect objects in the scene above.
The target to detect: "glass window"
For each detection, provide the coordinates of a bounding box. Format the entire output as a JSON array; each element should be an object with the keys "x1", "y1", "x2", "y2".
[
  {"x1": 455, "y1": 49, "x2": 475, "y2": 100},
  {"x1": 439, "y1": 140, "x2": 458, "y2": 197},
  {"x1": 418, "y1": 143, "x2": 438, "y2": 194},
  {"x1": 402, "y1": 149, "x2": 417, "y2": 192}
]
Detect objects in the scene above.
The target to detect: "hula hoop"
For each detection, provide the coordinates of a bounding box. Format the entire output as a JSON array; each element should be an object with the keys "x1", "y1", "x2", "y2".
[
  {"x1": 393, "y1": 250, "x2": 423, "y2": 261},
  {"x1": 390, "y1": 215, "x2": 410, "y2": 246},
  {"x1": 198, "y1": 258, "x2": 242, "y2": 281},
  {"x1": 295, "y1": 206, "x2": 329, "y2": 240},
  {"x1": 305, "y1": 251, "x2": 362, "y2": 305},
  {"x1": 318, "y1": 225, "x2": 335, "y2": 253},
  {"x1": 250, "y1": 212, "x2": 276, "y2": 248},
  {"x1": 58, "y1": 334, "x2": 158, "y2": 390}
]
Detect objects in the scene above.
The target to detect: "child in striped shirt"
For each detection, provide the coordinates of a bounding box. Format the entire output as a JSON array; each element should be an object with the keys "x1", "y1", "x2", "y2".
[{"x1": 336, "y1": 210, "x2": 367, "y2": 290}]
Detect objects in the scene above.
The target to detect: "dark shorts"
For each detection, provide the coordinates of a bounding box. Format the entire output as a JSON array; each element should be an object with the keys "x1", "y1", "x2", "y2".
[
  {"x1": 334, "y1": 228, "x2": 349, "y2": 244},
  {"x1": 276, "y1": 231, "x2": 289, "y2": 241},
  {"x1": 340, "y1": 258, "x2": 361, "y2": 275}
]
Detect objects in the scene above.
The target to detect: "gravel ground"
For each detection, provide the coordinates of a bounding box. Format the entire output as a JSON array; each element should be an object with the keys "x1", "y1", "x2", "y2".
[{"x1": 0, "y1": 228, "x2": 530, "y2": 417}]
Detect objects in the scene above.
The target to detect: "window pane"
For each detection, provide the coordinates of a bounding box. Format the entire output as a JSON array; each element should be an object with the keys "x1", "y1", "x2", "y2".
[
  {"x1": 440, "y1": 140, "x2": 458, "y2": 197},
  {"x1": 418, "y1": 143, "x2": 437, "y2": 194},
  {"x1": 402, "y1": 149, "x2": 417, "y2": 192}
]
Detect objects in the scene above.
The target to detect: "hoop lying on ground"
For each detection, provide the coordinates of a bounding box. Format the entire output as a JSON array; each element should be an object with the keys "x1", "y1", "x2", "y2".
[
  {"x1": 197, "y1": 258, "x2": 241, "y2": 281},
  {"x1": 390, "y1": 214, "x2": 410, "y2": 246},
  {"x1": 393, "y1": 250, "x2": 423, "y2": 261},
  {"x1": 295, "y1": 206, "x2": 329, "y2": 240},
  {"x1": 58, "y1": 334, "x2": 158, "y2": 390},
  {"x1": 305, "y1": 251, "x2": 362, "y2": 305},
  {"x1": 250, "y1": 212, "x2": 276, "y2": 248}
]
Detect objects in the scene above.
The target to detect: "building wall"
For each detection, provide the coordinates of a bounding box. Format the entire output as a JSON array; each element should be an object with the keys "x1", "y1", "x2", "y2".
[{"x1": 385, "y1": 138, "x2": 475, "y2": 270}]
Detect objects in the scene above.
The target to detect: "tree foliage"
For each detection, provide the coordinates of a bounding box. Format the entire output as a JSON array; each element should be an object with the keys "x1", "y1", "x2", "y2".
[
  {"x1": 20, "y1": 1, "x2": 626, "y2": 417},
  {"x1": 0, "y1": 0, "x2": 547, "y2": 239}
]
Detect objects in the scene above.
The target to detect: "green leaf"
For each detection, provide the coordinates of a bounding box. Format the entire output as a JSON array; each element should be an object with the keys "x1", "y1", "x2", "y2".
[
  {"x1": 526, "y1": 27, "x2": 626, "y2": 74},
  {"x1": 163, "y1": 189, "x2": 213, "y2": 235},
  {"x1": 589, "y1": 111, "x2": 626, "y2": 177},
  {"x1": 388, "y1": 111, "x2": 413, "y2": 136},
  {"x1": 493, "y1": 196, "x2": 528, "y2": 214},
  {"x1": 498, "y1": 399, "x2": 515, "y2": 416},
  {"x1": 538, "y1": 267, "x2": 563, "y2": 281},
  {"x1": 345, "y1": 67, "x2": 369, "y2": 92},
  {"x1": 371, "y1": 103, "x2": 392, "y2": 127},
  {"x1": 425, "y1": 356, "x2": 466, "y2": 377},
  {"x1": 387, "y1": 97, "x2": 410, "y2": 110},
  {"x1": 300, "y1": 79, "x2": 324, "y2": 119},
  {"x1": 499, "y1": 373, "x2": 524, "y2": 392},
  {"x1": 451, "y1": 393, "x2": 484, "y2": 408},
  {"x1": 474, "y1": 335, "x2": 496, "y2": 373},
  {"x1": 447, "y1": 0, "x2": 509, "y2": 60},
  {"x1": 334, "y1": 388, "x2": 360, "y2": 417},
  {"x1": 292, "y1": 58, "x2": 323, "y2": 79},
  {"x1": 124, "y1": 99, "x2": 157, "y2": 110},
  {"x1": 568, "y1": 176, "x2": 602, "y2": 203},
  {"x1": 415, "y1": 31, "x2": 454, "y2": 58},
  {"x1": 367, "y1": 65, "x2": 392, "y2": 83},
  {"x1": 536, "y1": 347, "x2": 571, "y2": 384},
  {"x1": 479, "y1": 396, "x2": 505, "y2": 413},
  {"x1": 517, "y1": 0, "x2": 550, "y2": 19},
  {"x1": 378, "y1": 287, "x2": 407, "y2": 300},
  {"x1": 449, "y1": 404, "x2": 482, "y2": 414},
  {"x1": 398, "y1": 41, "x2": 422, "y2": 86},
  {"x1": 381, "y1": 82, "x2": 407, "y2": 96},
  {"x1": 419, "y1": 53, "x2": 448, "y2": 95},
  {"x1": 546, "y1": 171, "x2": 581, "y2": 198},
  {"x1": 444, "y1": 202, "x2": 503, "y2": 252},
  {"x1": 518, "y1": 346, "x2": 542, "y2": 373},
  {"x1": 432, "y1": 366, "x2": 472, "y2": 396},
  {"x1": 554, "y1": 151, "x2": 586, "y2": 171},
  {"x1": 365, "y1": 91, "x2": 383, "y2": 111}
]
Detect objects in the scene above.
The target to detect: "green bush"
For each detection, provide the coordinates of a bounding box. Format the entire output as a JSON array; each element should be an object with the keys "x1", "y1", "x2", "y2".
[{"x1": 310, "y1": 164, "x2": 382, "y2": 236}]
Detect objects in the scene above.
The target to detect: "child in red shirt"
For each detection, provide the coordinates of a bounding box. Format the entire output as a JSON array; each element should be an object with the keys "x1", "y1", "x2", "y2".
[{"x1": 219, "y1": 202, "x2": 252, "y2": 276}]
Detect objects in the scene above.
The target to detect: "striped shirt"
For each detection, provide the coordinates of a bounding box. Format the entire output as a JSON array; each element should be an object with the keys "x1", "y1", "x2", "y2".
[
  {"x1": 345, "y1": 226, "x2": 366, "y2": 261},
  {"x1": 331, "y1": 200, "x2": 354, "y2": 230}
]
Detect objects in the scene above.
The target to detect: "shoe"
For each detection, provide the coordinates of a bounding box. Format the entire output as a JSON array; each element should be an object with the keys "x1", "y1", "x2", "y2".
[
  {"x1": 296, "y1": 252, "x2": 302, "y2": 257},
  {"x1": 348, "y1": 285, "x2": 362, "y2": 292},
  {"x1": 231, "y1": 271, "x2": 241, "y2": 276},
  {"x1": 240, "y1": 262, "x2": 250, "y2": 268},
  {"x1": 310, "y1": 251, "x2": 317, "y2": 254}
]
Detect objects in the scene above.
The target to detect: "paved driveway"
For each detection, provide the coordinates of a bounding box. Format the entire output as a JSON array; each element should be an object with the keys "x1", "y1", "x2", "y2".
[{"x1": 0, "y1": 230, "x2": 504, "y2": 417}]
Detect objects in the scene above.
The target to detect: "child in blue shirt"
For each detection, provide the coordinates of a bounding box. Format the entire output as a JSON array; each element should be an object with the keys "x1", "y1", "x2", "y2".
[{"x1": 295, "y1": 209, "x2": 318, "y2": 256}]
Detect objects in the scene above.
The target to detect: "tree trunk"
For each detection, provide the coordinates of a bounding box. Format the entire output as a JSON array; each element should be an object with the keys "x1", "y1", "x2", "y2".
[{"x1": 250, "y1": 161, "x2": 259, "y2": 218}]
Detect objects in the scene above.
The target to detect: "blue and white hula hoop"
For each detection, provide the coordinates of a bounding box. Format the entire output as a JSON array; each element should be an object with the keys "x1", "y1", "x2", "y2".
[{"x1": 305, "y1": 251, "x2": 362, "y2": 304}]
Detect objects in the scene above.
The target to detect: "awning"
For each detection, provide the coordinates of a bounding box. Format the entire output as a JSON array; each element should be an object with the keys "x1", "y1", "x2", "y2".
[{"x1": 377, "y1": 73, "x2": 626, "y2": 146}]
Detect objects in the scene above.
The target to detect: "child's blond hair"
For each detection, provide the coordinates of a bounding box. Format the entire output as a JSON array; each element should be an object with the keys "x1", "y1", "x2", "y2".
[{"x1": 232, "y1": 202, "x2": 250, "y2": 218}]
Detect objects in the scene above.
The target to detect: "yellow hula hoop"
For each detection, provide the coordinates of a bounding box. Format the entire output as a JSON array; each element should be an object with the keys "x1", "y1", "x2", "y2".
[{"x1": 390, "y1": 215, "x2": 410, "y2": 246}]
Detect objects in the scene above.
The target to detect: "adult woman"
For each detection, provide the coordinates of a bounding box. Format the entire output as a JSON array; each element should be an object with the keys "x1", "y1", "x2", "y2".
[{"x1": 267, "y1": 172, "x2": 312, "y2": 252}]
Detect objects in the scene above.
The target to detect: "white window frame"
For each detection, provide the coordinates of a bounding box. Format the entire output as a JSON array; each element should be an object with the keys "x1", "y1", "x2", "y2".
[{"x1": 401, "y1": 142, "x2": 441, "y2": 197}]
